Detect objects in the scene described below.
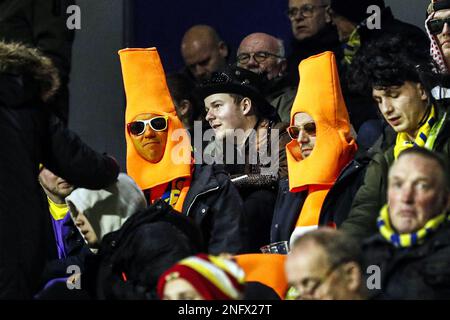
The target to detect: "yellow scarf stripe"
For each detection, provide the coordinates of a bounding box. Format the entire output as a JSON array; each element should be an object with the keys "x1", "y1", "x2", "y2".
[
  {"x1": 377, "y1": 204, "x2": 448, "y2": 248},
  {"x1": 394, "y1": 106, "x2": 436, "y2": 159}
]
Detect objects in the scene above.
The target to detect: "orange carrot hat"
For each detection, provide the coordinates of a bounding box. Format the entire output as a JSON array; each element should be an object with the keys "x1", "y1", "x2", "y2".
[
  {"x1": 119, "y1": 48, "x2": 191, "y2": 191},
  {"x1": 286, "y1": 51, "x2": 357, "y2": 236},
  {"x1": 234, "y1": 254, "x2": 288, "y2": 299}
]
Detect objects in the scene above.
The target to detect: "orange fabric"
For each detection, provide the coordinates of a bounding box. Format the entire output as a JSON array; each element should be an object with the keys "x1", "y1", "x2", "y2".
[
  {"x1": 234, "y1": 254, "x2": 288, "y2": 299},
  {"x1": 119, "y1": 48, "x2": 192, "y2": 192},
  {"x1": 286, "y1": 52, "x2": 357, "y2": 229}
]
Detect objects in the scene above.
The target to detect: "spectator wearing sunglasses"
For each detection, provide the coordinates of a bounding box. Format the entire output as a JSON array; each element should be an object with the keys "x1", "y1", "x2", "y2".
[
  {"x1": 285, "y1": 228, "x2": 365, "y2": 300},
  {"x1": 426, "y1": 0, "x2": 450, "y2": 74},
  {"x1": 237, "y1": 33, "x2": 297, "y2": 123},
  {"x1": 120, "y1": 47, "x2": 247, "y2": 255},
  {"x1": 270, "y1": 51, "x2": 357, "y2": 246},
  {"x1": 341, "y1": 33, "x2": 450, "y2": 241}
]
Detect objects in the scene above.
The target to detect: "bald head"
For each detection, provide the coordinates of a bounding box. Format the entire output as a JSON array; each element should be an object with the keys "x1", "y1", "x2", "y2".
[
  {"x1": 237, "y1": 33, "x2": 286, "y2": 80},
  {"x1": 181, "y1": 25, "x2": 228, "y2": 82}
]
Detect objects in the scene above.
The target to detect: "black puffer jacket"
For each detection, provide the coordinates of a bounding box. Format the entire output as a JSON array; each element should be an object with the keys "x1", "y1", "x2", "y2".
[{"x1": 362, "y1": 222, "x2": 450, "y2": 300}]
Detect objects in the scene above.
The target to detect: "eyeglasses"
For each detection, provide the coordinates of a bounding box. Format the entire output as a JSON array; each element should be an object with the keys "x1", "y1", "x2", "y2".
[
  {"x1": 127, "y1": 115, "x2": 169, "y2": 136},
  {"x1": 237, "y1": 51, "x2": 282, "y2": 65},
  {"x1": 287, "y1": 4, "x2": 327, "y2": 19},
  {"x1": 287, "y1": 122, "x2": 316, "y2": 140},
  {"x1": 427, "y1": 17, "x2": 450, "y2": 35}
]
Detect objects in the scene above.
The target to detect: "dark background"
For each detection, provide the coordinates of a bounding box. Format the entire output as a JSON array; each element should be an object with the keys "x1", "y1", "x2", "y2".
[{"x1": 68, "y1": 0, "x2": 429, "y2": 170}]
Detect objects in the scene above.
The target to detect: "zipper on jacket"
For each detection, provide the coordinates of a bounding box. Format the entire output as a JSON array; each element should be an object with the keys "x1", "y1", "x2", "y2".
[{"x1": 185, "y1": 186, "x2": 220, "y2": 216}]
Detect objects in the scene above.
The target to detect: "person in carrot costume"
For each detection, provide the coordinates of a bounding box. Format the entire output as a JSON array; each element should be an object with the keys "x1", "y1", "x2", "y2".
[
  {"x1": 119, "y1": 47, "x2": 247, "y2": 254},
  {"x1": 271, "y1": 51, "x2": 357, "y2": 245}
]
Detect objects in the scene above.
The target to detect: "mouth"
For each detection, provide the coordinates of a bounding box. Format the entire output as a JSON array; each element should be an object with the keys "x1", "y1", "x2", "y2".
[
  {"x1": 144, "y1": 141, "x2": 160, "y2": 146},
  {"x1": 58, "y1": 181, "x2": 73, "y2": 189},
  {"x1": 388, "y1": 116, "x2": 401, "y2": 126},
  {"x1": 211, "y1": 124, "x2": 222, "y2": 130},
  {"x1": 442, "y1": 39, "x2": 450, "y2": 46},
  {"x1": 295, "y1": 25, "x2": 307, "y2": 33}
]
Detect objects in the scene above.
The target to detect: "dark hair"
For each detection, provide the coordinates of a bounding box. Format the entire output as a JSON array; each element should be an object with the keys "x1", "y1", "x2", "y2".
[
  {"x1": 292, "y1": 228, "x2": 362, "y2": 268},
  {"x1": 229, "y1": 93, "x2": 245, "y2": 105},
  {"x1": 166, "y1": 72, "x2": 203, "y2": 121},
  {"x1": 348, "y1": 33, "x2": 432, "y2": 96},
  {"x1": 397, "y1": 147, "x2": 450, "y2": 190}
]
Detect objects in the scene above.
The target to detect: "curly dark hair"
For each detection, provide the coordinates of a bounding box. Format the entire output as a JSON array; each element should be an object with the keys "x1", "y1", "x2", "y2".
[{"x1": 348, "y1": 33, "x2": 433, "y2": 96}]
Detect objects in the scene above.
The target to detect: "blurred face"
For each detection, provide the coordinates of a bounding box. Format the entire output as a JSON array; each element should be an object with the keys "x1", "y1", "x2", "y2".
[
  {"x1": 329, "y1": 12, "x2": 356, "y2": 42},
  {"x1": 182, "y1": 39, "x2": 227, "y2": 82},
  {"x1": 434, "y1": 9, "x2": 450, "y2": 64},
  {"x1": 163, "y1": 278, "x2": 204, "y2": 300},
  {"x1": 74, "y1": 213, "x2": 99, "y2": 247},
  {"x1": 237, "y1": 34, "x2": 286, "y2": 80},
  {"x1": 204, "y1": 94, "x2": 247, "y2": 140},
  {"x1": 372, "y1": 82, "x2": 428, "y2": 139},
  {"x1": 388, "y1": 154, "x2": 449, "y2": 234},
  {"x1": 286, "y1": 241, "x2": 359, "y2": 300},
  {"x1": 288, "y1": 0, "x2": 329, "y2": 41},
  {"x1": 128, "y1": 113, "x2": 168, "y2": 163},
  {"x1": 292, "y1": 112, "x2": 316, "y2": 158},
  {"x1": 39, "y1": 168, "x2": 74, "y2": 202}
]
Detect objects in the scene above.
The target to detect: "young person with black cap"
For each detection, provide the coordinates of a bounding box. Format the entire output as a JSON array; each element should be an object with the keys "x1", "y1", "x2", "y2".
[{"x1": 199, "y1": 67, "x2": 291, "y2": 252}]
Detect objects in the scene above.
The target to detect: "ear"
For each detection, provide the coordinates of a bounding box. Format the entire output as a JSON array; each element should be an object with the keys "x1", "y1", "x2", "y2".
[
  {"x1": 341, "y1": 262, "x2": 362, "y2": 292},
  {"x1": 280, "y1": 59, "x2": 288, "y2": 75},
  {"x1": 417, "y1": 82, "x2": 429, "y2": 101},
  {"x1": 218, "y1": 41, "x2": 229, "y2": 59},
  {"x1": 241, "y1": 97, "x2": 253, "y2": 116},
  {"x1": 178, "y1": 99, "x2": 192, "y2": 117}
]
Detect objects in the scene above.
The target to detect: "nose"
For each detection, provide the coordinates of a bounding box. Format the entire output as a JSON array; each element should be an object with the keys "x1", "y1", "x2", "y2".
[
  {"x1": 246, "y1": 54, "x2": 259, "y2": 68},
  {"x1": 379, "y1": 99, "x2": 393, "y2": 115},
  {"x1": 143, "y1": 124, "x2": 156, "y2": 138},
  {"x1": 443, "y1": 22, "x2": 450, "y2": 35},
  {"x1": 194, "y1": 65, "x2": 208, "y2": 80},
  {"x1": 205, "y1": 109, "x2": 215, "y2": 122},
  {"x1": 297, "y1": 129, "x2": 310, "y2": 144},
  {"x1": 400, "y1": 184, "x2": 414, "y2": 203}
]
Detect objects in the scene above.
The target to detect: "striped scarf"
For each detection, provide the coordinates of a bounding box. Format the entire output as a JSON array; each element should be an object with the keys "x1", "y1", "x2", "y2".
[
  {"x1": 341, "y1": 28, "x2": 361, "y2": 66},
  {"x1": 377, "y1": 204, "x2": 448, "y2": 248},
  {"x1": 393, "y1": 105, "x2": 440, "y2": 159}
]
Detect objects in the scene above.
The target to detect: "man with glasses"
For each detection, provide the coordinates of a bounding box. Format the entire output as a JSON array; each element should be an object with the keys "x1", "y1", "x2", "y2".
[
  {"x1": 285, "y1": 0, "x2": 341, "y2": 86},
  {"x1": 285, "y1": 228, "x2": 365, "y2": 300},
  {"x1": 362, "y1": 148, "x2": 450, "y2": 299},
  {"x1": 237, "y1": 33, "x2": 297, "y2": 123}
]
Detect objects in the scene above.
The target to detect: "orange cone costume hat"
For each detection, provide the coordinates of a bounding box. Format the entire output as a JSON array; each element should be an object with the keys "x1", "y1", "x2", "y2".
[
  {"x1": 286, "y1": 51, "x2": 357, "y2": 240},
  {"x1": 234, "y1": 254, "x2": 288, "y2": 299},
  {"x1": 119, "y1": 48, "x2": 192, "y2": 208}
]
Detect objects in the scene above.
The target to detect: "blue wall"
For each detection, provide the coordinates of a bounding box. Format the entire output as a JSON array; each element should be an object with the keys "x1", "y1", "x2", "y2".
[{"x1": 133, "y1": 0, "x2": 293, "y2": 73}]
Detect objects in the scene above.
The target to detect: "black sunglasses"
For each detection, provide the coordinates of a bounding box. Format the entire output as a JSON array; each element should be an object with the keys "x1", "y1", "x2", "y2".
[
  {"x1": 287, "y1": 122, "x2": 316, "y2": 140},
  {"x1": 428, "y1": 17, "x2": 450, "y2": 35},
  {"x1": 127, "y1": 116, "x2": 168, "y2": 136}
]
